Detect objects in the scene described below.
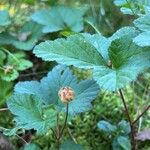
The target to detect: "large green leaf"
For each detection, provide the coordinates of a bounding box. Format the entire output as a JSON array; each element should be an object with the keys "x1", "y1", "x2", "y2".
[
  {"x1": 133, "y1": 14, "x2": 150, "y2": 47},
  {"x1": 14, "y1": 65, "x2": 99, "y2": 115},
  {"x1": 33, "y1": 34, "x2": 106, "y2": 69},
  {"x1": 12, "y1": 21, "x2": 44, "y2": 50},
  {"x1": 7, "y1": 94, "x2": 57, "y2": 134},
  {"x1": 93, "y1": 37, "x2": 150, "y2": 91},
  {"x1": 0, "y1": 21, "x2": 44, "y2": 50},
  {"x1": 34, "y1": 32, "x2": 150, "y2": 91},
  {"x1": 31, "y1": 6, "x2": 86, "y2": 33}
]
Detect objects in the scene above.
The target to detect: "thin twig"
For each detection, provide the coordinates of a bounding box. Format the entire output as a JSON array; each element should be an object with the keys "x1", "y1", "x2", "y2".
[
  {"x1": 59, "y1": 104, "x2": 69, "y2": 139},
  {"x1": 119, "y1": 89, "x2": 136, "y2": 150},
  {"x1": 133, "y1": 105, "x2": 150, "y2": 124},
  {"x1": 119, "y1": 89, "x2": 133, "y2": 125},
  {"x1": 15, "y1": 134, "x2": 28, "y2": 145},
  {"x1": 84, "y1": 20, "x2": 101, "y2": 35},
  {"x1": 67, "y1": 126, "x2": 77, "y2": 144},
  {"x1": 0, "y1": 108, "x2": 8, "y2": 112},
  {"x1": 50, "y1": 128, "x2": 57, "y2": 139},
  {"x1": 19, "y1": 71, "x2": 48, "y2": 77}
]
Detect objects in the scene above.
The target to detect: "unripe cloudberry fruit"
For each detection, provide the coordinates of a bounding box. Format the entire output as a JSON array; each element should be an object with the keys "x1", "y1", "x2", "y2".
[{"x1": 58, "y1": 87, "x2": 75, "y2": 103}]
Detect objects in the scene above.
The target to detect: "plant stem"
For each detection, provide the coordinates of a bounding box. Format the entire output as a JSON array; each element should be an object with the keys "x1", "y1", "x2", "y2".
[
  {"x1": 56, "y1": 112, "x2": 60, "y2": 150},
  {"x1": 50, "y1": 128, "x2": 57, "y2": 139},
  {"x1": 133, "y1": 105, "x2": 150, "y2": 124},
  {"x1": 119, "y1": 89, "x2": 136, "y2": 150},
  {"x1": 59, "y1": 104, "x2": 69, "y2": 139},
  {"x1": 56, "y1": 138, "x2": 60, "y2": 150},
  {"x1": 55, "y1": 104, "x2": 69, "y2": 150}
]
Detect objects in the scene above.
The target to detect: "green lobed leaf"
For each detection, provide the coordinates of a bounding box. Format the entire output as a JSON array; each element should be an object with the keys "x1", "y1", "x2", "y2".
[
  {"x1": 7, "y1": 52, "x2": 33, "y2": 71},
  {"x1": 97, "y1": 120, "x2": 117, "y2": 134},
  {"x1": 7, "y1": 94, "x2": 57, "y2": 134},
  {"x1": 0, "y1": 69, "x2": 19, "y2": 81},
  {"x1": 112, "y1": 136, "x2": 131, "y2": 150},
  {"x1": 31, "y1": 6, "x2": 86, "y2": 33},
  {"x1": 0, "y1": 21, "x2": 44, "y2": 50},
  {"x1": 0, "y1": 10, "x2": 11, "y2": 26},
  {"x1": 114, "y1": 0, "x2": 134, "y2": 15},
  {"x1": 133, "y1": 32, "x2": 150, "y2": 47},
  {"x1": 2, "y1": 127, "x2": 21, "y2": 137},
  {"x1": 114, "y1": 0, "x2": 126, "y2": 6},
  {"x1": 12, "y1": 21, "x2": 44, "y2": 50},
  {"x1": 120, "y1": 7, "x2": 134, "y2": 15},
  {"x1": 34, "y1": 31, "x2": 150, "y2": 91},
  {"x1": 60, "y1": 139, "x2": 84, "y2": 150},
  {"x1": 24, "y1": 143, "x2": 41, "y2": 150},
  {"x1": 82, "y1": 33, "x2": 111, "y2": 61},
  {"x1": 118, "y1": 120, "x2": 131, "y2": 135},
  {"x1": 0, "y1": 51, "x2": 32, "y2": 81},
  {"x1": 94, "y1": 37, "x2": 150, "y2": 91},
  {"x1": 134, "y1": 14, "x2": 150, "y2": 32},
  {"x1": 109, "y1": 27, "x2": 139, "y2": 42},
  {"x1": 33, "y1": 34, "x2": 106, "y2": 69},
  {"x1": 14, "y1": 65, "x2": 99, "y2": 116},
  {"x1": 16, "y1": 59, "x2": 33, "y2": 71},
  {"x1": 0, "y1": 32, "x2": 16, "y2": 45},
  {"x1": 114, "y1": 0, "x2": 150, "y2": 15},
  {"x1": 117, "y1": 136, "x2": 131, "y2": 150}
]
